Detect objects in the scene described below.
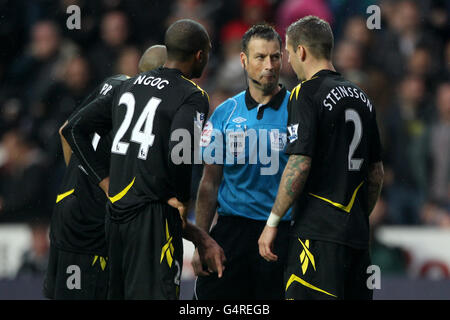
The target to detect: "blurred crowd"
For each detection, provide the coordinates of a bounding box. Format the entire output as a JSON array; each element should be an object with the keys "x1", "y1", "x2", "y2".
[{"x1": 0, "y1": 0, "x2": 448, "y2": 255}]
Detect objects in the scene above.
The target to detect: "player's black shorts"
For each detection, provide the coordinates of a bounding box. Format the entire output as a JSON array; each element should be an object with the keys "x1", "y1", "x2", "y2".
[
  {"x1": 106, "y1": 202, "x2": 183, "y2": 300},
  {"x1": 43, "y1": 244, "x2": 108, "y2": 300},
  {"x1": 194, "y1": 215, "x2": 290, "y2": 300},
  {"x1": 284, "y1": 235, "x2": 373, "y2": 300}
]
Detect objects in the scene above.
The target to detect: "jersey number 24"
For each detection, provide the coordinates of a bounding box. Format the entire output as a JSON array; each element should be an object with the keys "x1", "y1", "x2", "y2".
[{"x1": 111, "y1": 92, "x2": 161, "y2": 160}]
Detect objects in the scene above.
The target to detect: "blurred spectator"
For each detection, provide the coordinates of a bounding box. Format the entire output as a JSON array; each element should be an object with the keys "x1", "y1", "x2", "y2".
[
  {"x1": 374, "y1": 0, "x2": 442, "y2": 80},
  {"x1": 8, "y1": 20, "x2": 77, "y2": 108},
  {"x1": 276, "y1": 0, "x2": 333, "y2": 38},
  {"x1": 115, "y1": 46, "x2": 141, "y2": 77},
  {"x1": 0, "y1": 129, "x2": 51, "y2": 224},
  {"x1": 15, "y1": 223, "x2": 50, "y2": 278},
  {"x1": 34, "y1": 56, "x2": 92, "y2": 165},
  {"x1": 334, "y1": 39, "x2": 367, "y2": 89},
  {"x1": 421, "y1": 82, "x2": 450, "y2": 227},
  {"x1": 425, "y1": 0, "x2": 450, "y2": 44},
  {"x1": 436, "y1": 39, "x2": 450, "y2": 83},
  {"x1": 165, "y1": 0, "x2": 218, "y2": 41},
  {"x1": 383, "y1": 75, "x2": 432, "y2": 225},
  {"x1": 211, "y1": 0, "x2": 273, "y2": 96},
  {"x1": 212, "y1": 23, "x2": 248, "y2": 96},
  {"x1": 89, "y1": 11, "x2": 131, "y2": 82},
  {"x1": 407, "y1": 46, "x2": 441, "y2": 90}
]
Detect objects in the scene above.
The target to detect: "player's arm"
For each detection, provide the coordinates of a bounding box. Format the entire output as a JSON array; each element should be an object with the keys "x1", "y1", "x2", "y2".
[
  {"x1": 168, "y1": 92, "x2": 226, "y2": 277},
  {"x1": 367, "y1": 162, "x2": 384, "y2": 215},
  {"x1": 59, "y1": 121, "x2": 71, "y2": 166},
  {"x1": 258, "y1": 154, "x2": 312, "y2": 261},
  {"x1": 62, "y1": 92, "x2": 114, "y2": 195},
  {"x1": 191, "y1": 164, "x2": 224, "y2": 277},
  {"x1": 367, "y1": 107, "x2": 384, "y2": 215},
  {"x1": 59, "y1": 83, "x2": 106, "y2": 167},
  {"x1": 168, "y1": 90, "x2": 212, "y2": 206},
  {"x1": 272, "y1": 154, "x2": 311, "y2": 218},
  {"x1": 259, "y1": 86, "x2": 317, "y2": 262},
  {"x1": 195, "y1": 164, "x2": 223, "y2": 232}
]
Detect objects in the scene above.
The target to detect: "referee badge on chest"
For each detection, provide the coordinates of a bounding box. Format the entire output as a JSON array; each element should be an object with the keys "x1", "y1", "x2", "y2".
[
  {"x1": 270, "y1": 130, "x2": 287, "y2": 151},
  {"x1": 227, "y1": 131, "x2": 245, "y2": 158}
]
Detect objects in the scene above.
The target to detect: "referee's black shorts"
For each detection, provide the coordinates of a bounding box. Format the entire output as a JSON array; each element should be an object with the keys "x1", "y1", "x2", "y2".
[
  {"x1": 194, "y1": 215, "x2": 290, "y2": 300},
  {"x1": 284, "y1": 235, "x2": 373, "y2": 300},
  {"x1": 43, "y1": 243, "x2": 109, "y2": 300},
  {"x1": 106, "y1": 202, "x2": 183, "y2": 300}
]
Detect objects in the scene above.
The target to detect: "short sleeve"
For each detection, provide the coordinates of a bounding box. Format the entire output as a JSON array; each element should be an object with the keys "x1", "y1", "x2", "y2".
[
  {"x1": 200, "y1": 103, "x2": 227, "y2": 165},
  {"x1": 285, "y1": 86, "x2": 319, "y2": 157}
]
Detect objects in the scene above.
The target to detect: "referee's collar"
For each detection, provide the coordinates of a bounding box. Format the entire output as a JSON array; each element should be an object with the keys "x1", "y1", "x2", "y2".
[{"x1": 245, "y1": 85, "x2": 287, "y2": 111}]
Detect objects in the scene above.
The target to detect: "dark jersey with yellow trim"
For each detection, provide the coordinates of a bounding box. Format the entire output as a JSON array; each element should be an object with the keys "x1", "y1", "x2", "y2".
[
  {"x1": 63, "y1": 67, "x2": 209, "y2": 222},
  {"x1": 50, "y1": 75, "x2": 128, "y2": 255},
  {"x1": 286, "y1": 70, "x2": 382, "y2": 249}
]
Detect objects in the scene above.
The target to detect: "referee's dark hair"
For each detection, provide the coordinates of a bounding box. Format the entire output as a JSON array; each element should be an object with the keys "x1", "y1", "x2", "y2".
[
  {"x1": 241, "y1": 23, "x2": 282, "y2": 56},
  {"x1": 286, "y1": 15, "x2": 334, "y2": 60},
  {"x1": 164, "y1": 19, "x2": 210, "y2": 61}
]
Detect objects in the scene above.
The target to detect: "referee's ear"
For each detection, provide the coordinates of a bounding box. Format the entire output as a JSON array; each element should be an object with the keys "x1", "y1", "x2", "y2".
[{"x1": 240, "y1": 52, "x2": 247, "y2": 70}]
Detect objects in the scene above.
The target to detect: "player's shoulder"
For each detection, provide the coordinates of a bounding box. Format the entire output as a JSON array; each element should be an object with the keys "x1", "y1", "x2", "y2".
[
  {"x1": 104, "y1": 74, "x2": 131, "y2": 86},
  {"x1": 289, "y1": 72, "x2": 333, "y2": 104},
  {"x1": 179, "y1": 75, "x2": 210, "y2": 103}
]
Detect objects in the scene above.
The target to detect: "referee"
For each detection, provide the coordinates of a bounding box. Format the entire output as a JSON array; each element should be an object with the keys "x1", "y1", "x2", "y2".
[
  {"x1": 62, "y1": 19, "x2": 225, "y2": 299},
  {"x1": 43, "y1": 46, "x2": 168, "y2": 300},
  {"x1": 258, "y1": 16, "x2": 384, "y2": 300},
  {"x1": 193, "y1": 24, "x2": 292, "y2": 300}
]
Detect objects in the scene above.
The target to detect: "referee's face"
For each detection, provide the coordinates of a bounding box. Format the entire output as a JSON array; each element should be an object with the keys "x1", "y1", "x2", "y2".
[{"x1": 243, "y1": 37, "x2": 282, "y2": 94}]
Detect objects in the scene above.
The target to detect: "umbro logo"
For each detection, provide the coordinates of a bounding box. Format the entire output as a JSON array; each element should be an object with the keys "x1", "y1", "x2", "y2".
[{"x1": 232, "y1": 117, "x2": 247, "y2": 124}]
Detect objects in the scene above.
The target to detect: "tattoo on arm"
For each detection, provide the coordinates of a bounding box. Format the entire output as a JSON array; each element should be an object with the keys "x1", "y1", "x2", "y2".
[
  {"x1": 367, "y1": 161, "x2": 384, "y2": 215},
  {"x1": 272, "y1": 155, "x2": 312, "y2": 217}
]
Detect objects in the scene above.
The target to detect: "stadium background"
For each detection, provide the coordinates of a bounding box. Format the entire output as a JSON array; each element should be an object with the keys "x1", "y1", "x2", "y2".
[{"x1": 0, "y1": 0, "x2": 449, "y2": 299}]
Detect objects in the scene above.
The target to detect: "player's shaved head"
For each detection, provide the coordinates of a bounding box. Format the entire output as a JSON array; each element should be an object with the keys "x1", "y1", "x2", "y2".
[
  {"x1": 164, "y1": 19, "x2": 211, "y2": 62},
  {"x1": 138, "y1": 45, "x2": 167, "y2": 72}
]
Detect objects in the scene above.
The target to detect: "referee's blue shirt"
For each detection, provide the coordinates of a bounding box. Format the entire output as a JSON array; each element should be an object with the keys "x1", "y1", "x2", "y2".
[{"x1": 200, "y1": 86, "x2": 292, "y2": 221}]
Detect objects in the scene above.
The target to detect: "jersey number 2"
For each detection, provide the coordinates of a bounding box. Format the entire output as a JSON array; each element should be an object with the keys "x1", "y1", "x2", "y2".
[
  {"x1": 345, "y1": 109, "x2": 363, "y2": 171},
  {"x1": 112, "y1": 92, "x2": 161, "y2": 160}
]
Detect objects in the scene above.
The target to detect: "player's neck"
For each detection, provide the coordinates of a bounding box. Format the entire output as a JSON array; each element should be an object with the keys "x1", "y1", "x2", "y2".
[
  {"x1": 304, "y1": 60, "x2": 335, "y2": 81},
  {"x1": 163, "y1": 60, "x2": 194, "y2": 79},
  {"x1": 248, "y1": 83, "x2": 280, "y2": 105}
]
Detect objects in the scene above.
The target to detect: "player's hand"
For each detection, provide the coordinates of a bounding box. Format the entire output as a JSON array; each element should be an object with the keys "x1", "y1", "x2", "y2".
[
  {"x1": 191, "y1": 248, "x2": 212, "y2": 277},
  {"x1": 99, "y1": 177, "x2": 110, "y2": 196},
  {"x1": 197, "y1": 237, "x2": 226, "y2": 278},
  {"x1": 258, "y1": 225, "x2": 278, "y2": 262}
]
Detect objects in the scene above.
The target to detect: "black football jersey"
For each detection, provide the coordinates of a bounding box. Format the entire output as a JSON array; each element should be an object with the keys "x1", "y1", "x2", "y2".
[
  {"x1": 50, "y1": 75, "x2": 127, "y2": 254},
  {"x1": 63, "y1": 67, "x2": 209, "y2": 222},
  {"x1": 286, "y1": 70, "x2": 382, "y2": 248}
]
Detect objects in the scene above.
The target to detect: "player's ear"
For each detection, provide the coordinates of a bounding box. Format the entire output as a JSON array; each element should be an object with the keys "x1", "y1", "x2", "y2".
[
  {"x1": 195, "y1": 50, "x2": 204, "y2": 63},
  {"x1": 297, "y1": 45, "x2": 306, "y2": 62}
]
